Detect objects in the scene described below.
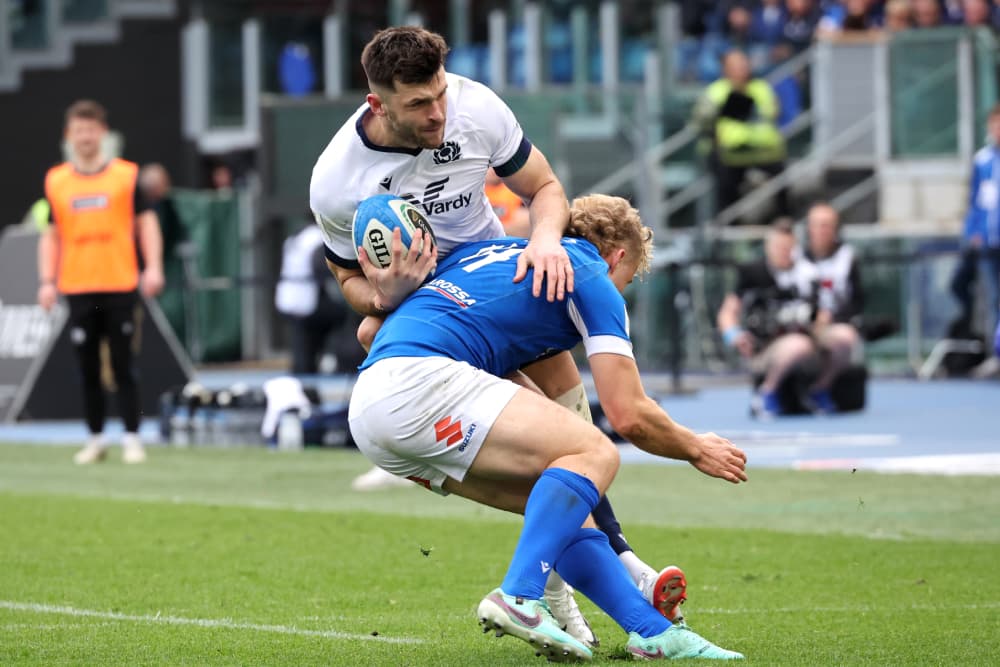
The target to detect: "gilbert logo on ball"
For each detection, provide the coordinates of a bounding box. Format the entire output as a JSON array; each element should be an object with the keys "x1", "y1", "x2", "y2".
[{"x1": 353, "y1": 194, "x2": 437, "y2": 269}]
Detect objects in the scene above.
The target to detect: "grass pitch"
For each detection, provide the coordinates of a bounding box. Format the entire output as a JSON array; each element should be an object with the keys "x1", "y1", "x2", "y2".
[{"x1": 0, "y1": 443, "x2": 998, "y2": 665}]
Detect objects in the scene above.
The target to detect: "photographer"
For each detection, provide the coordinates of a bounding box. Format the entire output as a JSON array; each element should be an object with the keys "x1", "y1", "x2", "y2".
[
  {"x1": 717, "y1": 219, "x2": 820, "y2": 418},
  {"x1": 797, "y1": 203, "x2": 864, "y2": 412}
]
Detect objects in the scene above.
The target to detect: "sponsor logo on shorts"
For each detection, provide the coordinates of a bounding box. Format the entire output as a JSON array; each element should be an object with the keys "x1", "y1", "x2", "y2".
[
  {"x1": 435, "y1": 417, "x2": 477, "y2": 451},
  {"x1": 458, "y1": 423, "x2": 477, "y2": 452},
  {"x1": 434, "y1": 416, "x2": 464, "y2": 446}
]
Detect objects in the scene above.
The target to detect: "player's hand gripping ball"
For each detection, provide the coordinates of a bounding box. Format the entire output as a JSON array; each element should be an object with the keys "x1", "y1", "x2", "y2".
[{"x1": 353, "y1": 194, "x2": 437, "y2": 269}]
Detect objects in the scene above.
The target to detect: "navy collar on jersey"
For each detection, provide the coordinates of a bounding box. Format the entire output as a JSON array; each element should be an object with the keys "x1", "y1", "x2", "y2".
[{"x1": 355, "y1": 109, "x2": 423, "y2": 156}]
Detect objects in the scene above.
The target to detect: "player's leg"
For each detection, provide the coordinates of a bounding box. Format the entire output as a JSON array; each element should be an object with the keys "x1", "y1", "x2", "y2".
[
  {"x1": 349, "y1": 357, "x2": 615, "y2": 660},
  {"x1": 104, "y1": 292, "x2": 145, "y2": 463},
  {"x1": 521, "y1": 352, "x2": 683, "y2": 620},
  {"x1": 461, "y1": 386, "x2": 615, "y2": 662},
  {"x1": 557, "y1": 528, "x2": 744, "y2": 661},
  {"x1": 67, "y1": 294, "x2": 107, "y2": 464}
]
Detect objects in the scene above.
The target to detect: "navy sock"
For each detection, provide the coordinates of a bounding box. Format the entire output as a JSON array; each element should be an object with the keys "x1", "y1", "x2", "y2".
[
  {"x1": 591, "y1": 495, "x2": 632, "y2": 554},
  {"x1": 500, "y1": 468, "x2": 600, "y2": 599},
  {"x1": 556, "y1": 528, "x2": 671, "y2": 637}
]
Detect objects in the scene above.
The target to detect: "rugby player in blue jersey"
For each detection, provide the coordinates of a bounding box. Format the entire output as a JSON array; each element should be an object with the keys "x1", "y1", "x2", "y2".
[{"x1": 349, "y1": 194, "x2": 747, "y2": 661}]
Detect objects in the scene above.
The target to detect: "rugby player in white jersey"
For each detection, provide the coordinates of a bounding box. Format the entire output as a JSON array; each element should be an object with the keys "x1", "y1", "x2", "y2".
[{"x1": 310, "y1": 27, "x2": 686, "y2": 646}]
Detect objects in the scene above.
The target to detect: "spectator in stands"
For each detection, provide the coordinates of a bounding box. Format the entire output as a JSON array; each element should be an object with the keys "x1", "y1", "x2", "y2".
[
  {"x1": 717, "y1": 219, "x2": 820, "y2": 418},
  {"x1": 799, "y1": 202, "x2": 865, "y2": 412},
  {"x1": 275, "y1": 222, "x2": 352, "y2": 375},
  {"x1": 485, "y1": 167, "x2": 531, "y2": 238},
  {"x1": 751, "y1": 0, "x2": 789, "y2": 46},
  {"x1": 950, "y1": 104, "x2": 1000, "y2": 352},
  {"x1": 913, "y1": 0, "x2": 945, "y2": 27},
  {"x1": 884, "y1": 0, "x2": 915, "y2": 31},
  {"x1": 783, "y1": 0, "x2": 822, "y2": 52},
  {"x1": 818, "y1": 0, "x2": 883, "y2": 34},
  {"x1": 692, "y1": 49, "x2": 789, "y2": 222},
  {"x1": 942, "y1": 0, "x2": 968, "y2": 24},
  {"x1": 961, "y1": 0, "x2": 994, "y2": 26},
  {"x1": 211, "y1": 162, "x2": 234, "y2": 192},
  {"x1": 37, "y1": 100, "x2": 164, "y2": 464},
  {"x1": 696, "y1": 4, "x2": 766, "y2": 81}
]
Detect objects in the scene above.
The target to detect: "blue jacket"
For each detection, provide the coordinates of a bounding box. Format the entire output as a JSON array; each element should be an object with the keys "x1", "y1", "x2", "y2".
[{"x1": 964, "y1": 144, "x2": 1000, "y2": 247}]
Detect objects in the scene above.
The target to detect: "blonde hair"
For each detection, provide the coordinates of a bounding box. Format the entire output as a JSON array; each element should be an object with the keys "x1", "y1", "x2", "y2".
[{"x1": 567, "y1": 194, "x2": 654, "y2": 275}]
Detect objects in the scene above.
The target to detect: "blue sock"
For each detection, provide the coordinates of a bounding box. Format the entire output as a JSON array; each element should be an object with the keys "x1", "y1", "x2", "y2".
[
  {"x1": 556, "y1": 528, "x2": 671, "y2": 638},
  {"x1": 591, "y1": 495, "x2": 632, "y2": 554},
  {"x1": 500, "y1": 468, "x2": 600, "y2": 599}
]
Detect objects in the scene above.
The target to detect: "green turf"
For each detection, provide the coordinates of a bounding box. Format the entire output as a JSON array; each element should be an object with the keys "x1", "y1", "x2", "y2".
[{"x1": 0, "y1": 443, "x2": 998, "y2": 665}]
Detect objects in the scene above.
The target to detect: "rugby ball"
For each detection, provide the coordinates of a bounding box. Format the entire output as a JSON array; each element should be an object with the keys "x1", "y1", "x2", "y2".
[{"x1": 352, "y1": 194, "x2": 436, "y2": 269}]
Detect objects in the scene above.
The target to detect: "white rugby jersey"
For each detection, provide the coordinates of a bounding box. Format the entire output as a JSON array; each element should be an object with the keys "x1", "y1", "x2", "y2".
[{"x1": 310, "y1": 73, "x2": 533, "y2": 269}]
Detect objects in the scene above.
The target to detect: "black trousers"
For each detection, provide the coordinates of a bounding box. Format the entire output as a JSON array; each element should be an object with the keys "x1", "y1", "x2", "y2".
[
  {"x1": 711, "y1": 153, "x2": 790, "y2": 222},
  {"x1": 288, "y1": 296, "x2": 347, "y2": 375},
  {"x1": 65, "y1": 291, "x2": 140, "y2": 434}
]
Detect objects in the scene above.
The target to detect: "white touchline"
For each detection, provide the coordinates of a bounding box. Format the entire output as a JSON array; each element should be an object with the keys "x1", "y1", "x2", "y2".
[
  {"x1": 0, "y1": 601, "x2": 423, "y2": 644},
  {"x1": 694, "y1": 601, "x2": 1000, "y2": 614}
]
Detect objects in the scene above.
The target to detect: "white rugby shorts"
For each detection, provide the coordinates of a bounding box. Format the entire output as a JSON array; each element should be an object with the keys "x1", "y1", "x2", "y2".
[{"x1": 348, "y1": 356, "x2": 519, "y2": 495}]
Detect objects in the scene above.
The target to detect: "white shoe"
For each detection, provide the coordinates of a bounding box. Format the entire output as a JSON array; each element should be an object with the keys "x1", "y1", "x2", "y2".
[
  {"x1": 350, "y1": 465, "x2": 411, "y2": 491},
  {"x1": 121, "y1": 433, "x2": 147, "y2": 464},
  {"x1": 543, "y1": 572, "x2": 599, "y2": 648},
  {"x1": 73, "y1": 436, "x2": 107, "y2": 465},
  {"x1": 638, "y1": 565, "x2": 688, "y2": 624}
]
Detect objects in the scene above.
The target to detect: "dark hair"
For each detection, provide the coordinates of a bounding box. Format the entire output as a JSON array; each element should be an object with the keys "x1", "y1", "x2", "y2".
[
  {"x1": 989, "y1": 103, "x2": 1000, "y2": 120},
  {"x1": 770, "y1": 216, "x2": 796, "y2": 235},
  {"x1": 65, "y1": 99, "x2": 107, "y2": 126},
  {"x1": 361, "y1": 27, "x2": 449, "y2": 90}
]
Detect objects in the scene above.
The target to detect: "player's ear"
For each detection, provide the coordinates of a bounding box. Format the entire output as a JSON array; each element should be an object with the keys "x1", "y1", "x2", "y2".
[
  {"x1": 367, "y1": 92, "x2": 386, "y2": 116},
  {"x1": 605, "y1": 247, "x2": 626, "y2": 273}
]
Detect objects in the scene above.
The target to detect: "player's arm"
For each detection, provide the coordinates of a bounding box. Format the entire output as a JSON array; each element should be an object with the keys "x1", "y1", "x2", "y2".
[
  {"x1": 326, "y1": 227, "x2": 436, "y2": 316},
  {"x1": 589, "y1": 352, "x2": 748, "y2": 484},
  {"x1": 327, "y1": 261, "x2": 387, "y2": 316},
  {"x1": 137, "y1": 209, "x2": 165, "y2": 297},
  {"x1": 501, "y1": 146, "x2": 573, "y2": 302},
  {"x1": 37, "y1": 219, "x2": 60, "y2": 311}
]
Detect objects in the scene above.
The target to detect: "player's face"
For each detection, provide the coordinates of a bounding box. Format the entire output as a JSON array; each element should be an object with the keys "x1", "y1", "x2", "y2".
[
  {"x1": 65, "y1": 117, "x2": 106, "y2": 162},
  {"x1": 381, "y1": 68, "x2": 448, "y2": 149}
]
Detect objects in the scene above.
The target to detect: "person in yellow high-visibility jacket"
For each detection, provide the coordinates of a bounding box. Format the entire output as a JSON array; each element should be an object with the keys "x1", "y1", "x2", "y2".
[{"x1": 693, "y1": 50, "x2": 789, "y2": 222}]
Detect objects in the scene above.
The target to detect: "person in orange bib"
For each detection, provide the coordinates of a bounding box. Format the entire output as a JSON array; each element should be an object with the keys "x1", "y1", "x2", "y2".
[
  {"x1": 37, "y1": 100, "x2": 164, "y2": 465},
  {"x1": 484, "y1": 166, "x2": 531, "y2": 238}
]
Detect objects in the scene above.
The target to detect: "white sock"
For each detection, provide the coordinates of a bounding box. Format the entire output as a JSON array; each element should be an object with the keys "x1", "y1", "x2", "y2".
[
  {"x1": 619, "y1": 550, "x2": 656, "y2": 587},
  {"x1": 544, "y1": 569, "x2": 570, "y2": 596}
]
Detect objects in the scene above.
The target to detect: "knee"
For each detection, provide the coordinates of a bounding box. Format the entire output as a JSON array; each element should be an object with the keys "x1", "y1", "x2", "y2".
[
  {"x1": 586, "y1": 436, "x2": 620, "y2": 491},
  {"x1": 356, "y1": 316, "x2": 383, "y2": 352},
  {"x1": 826, "y1": 324, "x2": 861, "y2": 352}
]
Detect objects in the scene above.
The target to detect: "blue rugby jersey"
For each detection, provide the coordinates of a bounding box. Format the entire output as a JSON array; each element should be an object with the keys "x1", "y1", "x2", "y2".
[{"x1": 360, "y1": 237, "x2": 633, "y2": 376}]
